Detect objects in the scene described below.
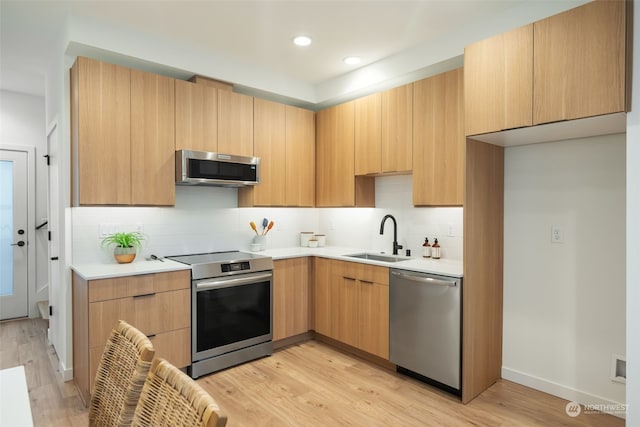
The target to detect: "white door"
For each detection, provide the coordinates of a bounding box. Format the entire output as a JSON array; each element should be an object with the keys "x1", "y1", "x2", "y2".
[{"x1": 0, "y1": 149, "x2": 29, "y2": 320}]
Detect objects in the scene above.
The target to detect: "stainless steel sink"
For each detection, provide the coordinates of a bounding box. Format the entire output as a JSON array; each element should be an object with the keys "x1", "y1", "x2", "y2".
[{"x1": 345, "y1": 253, "x2": 407, "y2": 263}]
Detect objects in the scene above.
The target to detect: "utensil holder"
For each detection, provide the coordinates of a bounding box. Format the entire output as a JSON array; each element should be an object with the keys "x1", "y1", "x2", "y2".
[{"x1": 253, "y1": 235, "x2": 267, "y2": 251}]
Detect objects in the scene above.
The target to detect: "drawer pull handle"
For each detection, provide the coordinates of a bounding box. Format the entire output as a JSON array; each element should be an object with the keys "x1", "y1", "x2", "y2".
[
  {"x1": 146, "y1": 334, "x2": 156, "y2": 339},
  {"x1": 133, "y1": 292, "x2": 156, "y2": 298},
  {"x1": 361, "y1": 280, "x2": 374, "y2": 285}
]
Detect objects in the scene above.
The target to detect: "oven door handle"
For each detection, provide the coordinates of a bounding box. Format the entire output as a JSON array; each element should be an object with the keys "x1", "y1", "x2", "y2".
[{"x1": 195, "y1": 272, "x2": 273, "y2": 291}]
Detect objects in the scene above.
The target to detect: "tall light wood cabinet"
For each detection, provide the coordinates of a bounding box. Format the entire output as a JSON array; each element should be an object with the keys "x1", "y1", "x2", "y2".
[
  {"x1": 354, "y1": 93, "x2": 382, "y2": 175},
  {"x1": 72, "y1": 270, "x2": 191, "y2": 406},
  {"x1": 218, "y1": 90, "x2": 254, "y2": 156},
  {"x1": 316, "y1": 102, "x2": 374, "y2": 207},
  {"x1": 413, "y1": 68, "x2": 465, "y2": 206},
  {"x1": 533, "y1": 0, "x2": 627, "y2": 124},
  {"x1": 381, "y1": 83, "x2": 413, "y2": 173},
  {"x1": 71, "y1": 57, "x2": 176, "y2": 206},
  {"x1": 174, "y1": 79, "x2": 218, "y2": 152},
  {"x1": 71, "y1": 57, "x2": 132, "y2": 206},
  {"x1": 464, "y1": 25, "x2": 533, "y2": 136},
  {"x1": 238, "y1": 101, "x2": 315, "y2": 207}
]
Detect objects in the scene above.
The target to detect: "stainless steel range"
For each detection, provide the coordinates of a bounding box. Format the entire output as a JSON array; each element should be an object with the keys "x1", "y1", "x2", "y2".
[{"x1": 166, "y1": 251, "x2": 274, "y2": 378}]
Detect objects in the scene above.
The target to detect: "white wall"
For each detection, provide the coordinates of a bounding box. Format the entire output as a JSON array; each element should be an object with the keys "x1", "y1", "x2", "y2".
[
  {"x1": 71, "y1": 175, "x2": 463, "y2": 264},
  {"x1": 0, "y1": 90, "x2": 48, "y2": 317},
  {"x1": 625, "y1": 0, "x2": 640, "y2": 423},
  {"x1": 502, "y1": 134, "x2": 626, "y2": 412}
]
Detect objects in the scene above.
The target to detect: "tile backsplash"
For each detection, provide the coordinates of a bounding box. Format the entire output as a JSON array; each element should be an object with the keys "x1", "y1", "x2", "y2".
[{"x1": 72, "y1": 175, "x2": 462, "y2": 264}]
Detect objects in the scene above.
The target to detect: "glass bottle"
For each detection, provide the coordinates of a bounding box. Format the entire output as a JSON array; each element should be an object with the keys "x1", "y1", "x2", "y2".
[
  {"x1": 422, "y1": 237, "x2": 431, "y2": 258},
  {"x1": 431, "y1": 238, "x2": 441, "y2": 259}
]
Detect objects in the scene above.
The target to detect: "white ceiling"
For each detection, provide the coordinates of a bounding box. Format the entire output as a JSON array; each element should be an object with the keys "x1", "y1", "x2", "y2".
[{"x1": 0, "y1": 0, "x2": 586, "y2": 106}]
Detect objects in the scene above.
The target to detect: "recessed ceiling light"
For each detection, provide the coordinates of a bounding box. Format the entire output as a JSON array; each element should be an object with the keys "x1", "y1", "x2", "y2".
[
  {"x1": 343, "y1": 56, "x2": 361, "y2": 65},
  {"x1": 293, "y1": 36, "x2": 312, "y2": 47}
]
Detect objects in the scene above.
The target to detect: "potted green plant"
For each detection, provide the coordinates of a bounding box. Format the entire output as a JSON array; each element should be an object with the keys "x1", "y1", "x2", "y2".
[{"x1": 101, "y1": 231, "x2": 145, "y2": 264}]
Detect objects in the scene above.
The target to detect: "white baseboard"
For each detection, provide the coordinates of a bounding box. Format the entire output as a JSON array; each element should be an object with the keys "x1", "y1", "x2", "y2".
[
  {"x1": 59, "y1": 359, "x2": 73, "y2": 382},
  {"x1": 502, "y1": 367, "x2": 626, "y2": 419}
]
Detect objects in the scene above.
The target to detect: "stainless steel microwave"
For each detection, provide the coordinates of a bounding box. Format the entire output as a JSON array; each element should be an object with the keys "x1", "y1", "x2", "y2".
[{"x1": 176, "y1": 150, "x2": 260, "y2": 187}]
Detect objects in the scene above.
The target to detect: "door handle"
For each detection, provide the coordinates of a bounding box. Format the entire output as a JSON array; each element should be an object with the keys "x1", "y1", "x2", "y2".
[{"x1": 10, "y1": 241, "x2": 25, "y2": 247}]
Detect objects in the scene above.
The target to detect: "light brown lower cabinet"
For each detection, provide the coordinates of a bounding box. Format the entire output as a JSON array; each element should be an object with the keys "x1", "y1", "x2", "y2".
[
  {"x1": 313, "y1": 258, "x2": 389, "y2": 360},
  {"x1": 72, "y1": 269, "x2": 191, "y2": 406},
  {"x1": 273, "y1": 258, "x2": 310, "y2": 341}
]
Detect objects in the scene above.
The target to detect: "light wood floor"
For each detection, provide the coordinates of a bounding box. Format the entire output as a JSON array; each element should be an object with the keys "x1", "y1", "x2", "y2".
[{"x1": 0, "y1": 318, "x2": 625, "y2": 426}]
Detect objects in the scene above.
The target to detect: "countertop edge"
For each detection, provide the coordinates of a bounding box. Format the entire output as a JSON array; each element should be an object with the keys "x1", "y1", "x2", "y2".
[{"x1": 71, "y1": 247, "x2": 463, "y2": 280}]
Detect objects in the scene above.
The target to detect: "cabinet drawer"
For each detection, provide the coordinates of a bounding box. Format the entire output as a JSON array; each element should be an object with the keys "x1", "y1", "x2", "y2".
[
  {"x1": 89, "y1": 327, "x2": 190, "y2": 393},
  {"x1": 88, "y1": 270, "x2": 189, "y2": 302},
  {"x1": 88, "y1": 288, "x2": 190, "y2": 348},
  {"x1": 332, "y1": 260, "x2": 389, "y2": 285}
]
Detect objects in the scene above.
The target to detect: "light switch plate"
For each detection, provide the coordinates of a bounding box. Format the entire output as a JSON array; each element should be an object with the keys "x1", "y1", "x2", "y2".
[{"x1": 551, "y1": 225, "x2": 564, "y2": 243}]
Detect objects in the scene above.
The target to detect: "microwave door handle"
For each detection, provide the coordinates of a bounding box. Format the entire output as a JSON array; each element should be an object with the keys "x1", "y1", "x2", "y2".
[{"x1": 196, "y1": 272, "x2": 273, "y2": 290}]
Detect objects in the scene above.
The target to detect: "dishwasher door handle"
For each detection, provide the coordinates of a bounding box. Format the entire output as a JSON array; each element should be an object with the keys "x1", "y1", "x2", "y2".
[{"x1": 391, "y1": 270, "x2": 457, "y2": 287}]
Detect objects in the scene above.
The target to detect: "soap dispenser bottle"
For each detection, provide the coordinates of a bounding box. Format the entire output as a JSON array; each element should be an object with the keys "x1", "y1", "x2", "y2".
[
  {"x1": 431, "y1": 238, "x2": 441, "y2": 259},
  {"x1": 422, "y1": 238, "x2": 431, "y2": 258}
]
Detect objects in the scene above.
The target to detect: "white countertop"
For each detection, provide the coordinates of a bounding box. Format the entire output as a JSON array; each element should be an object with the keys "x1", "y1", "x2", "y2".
[
  {"x1": 71, "y1": 258, "x2": 190, "y2": 280},
  {"x1": 71, "y1": 246, "x2": 463, "y2": 280}
]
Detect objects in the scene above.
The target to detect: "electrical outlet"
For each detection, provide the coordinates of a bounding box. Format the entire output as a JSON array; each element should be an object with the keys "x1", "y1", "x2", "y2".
[
  {"x1": 447, "y1": 223, "x2": 454, "y2": 237},
  {"x1": 551, "y1": 225, "x2": 564, "y2": 243},
  {"x1": 99, "y1": 223, "x2": 118, "y2": 238}
]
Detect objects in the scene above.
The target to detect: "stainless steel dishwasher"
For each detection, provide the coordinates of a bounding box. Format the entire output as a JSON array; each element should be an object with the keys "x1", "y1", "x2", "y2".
[{"x1": 390, "y1": 269, "x2": 461, "y2": 395}]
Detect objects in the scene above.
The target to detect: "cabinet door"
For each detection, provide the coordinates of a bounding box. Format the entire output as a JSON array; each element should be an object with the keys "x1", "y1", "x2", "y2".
[
  {"x1": 358, "y1": 280, "x2": 389, "y2": 359},
  {"x1": 273, "y1": 258, "x2": 310, "y2": 341},
  {"x1": 74, "y1": 57, "x2": 131, "y2": 205},
  {"x1": 175, "y1": 79, "x2": 218, "y2": 152},
  {"x1": 218, "y1": 91, "x2": 254, "y2": 156},
  {"x1": 285, "y1": 105, "x2": 315, "y2": 207},
  {"x1": 332, "y1": 276, "x2": 359, "y2": 347},
  {"x1": 413, "y1": 68, "x2": 465, "y2": 206},
  {"x1": 252, "y1": 98, "x2": 286, "y2": 206},
  {"x1": 381, "y1": 84, "x2": 412, "y2": 173},
  {"x1": 533, "y1": 1, "x2": 626, "y2": 124},
  {"x1": 316, "y1": 102, "x2": 356, "y2": 206},
  {"x1": 464, "y1": 25, "x2": 533, "y2": 136},
  {"x1": 131, "y1": 70, "x2": 176, "y2": 206},
  {"x1": 354, "y1": 93, "x2": 382, "y2": 175},
  {"x1": 313, "y1": 258, "x2": 332, "y2": 336}
]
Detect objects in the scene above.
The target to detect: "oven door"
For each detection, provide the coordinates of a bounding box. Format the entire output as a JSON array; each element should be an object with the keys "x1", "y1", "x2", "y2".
[{"x1": 192, "y1": 271, "x2": 272, "y2": 362}]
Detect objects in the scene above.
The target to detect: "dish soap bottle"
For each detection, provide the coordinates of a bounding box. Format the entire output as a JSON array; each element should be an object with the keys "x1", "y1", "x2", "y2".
[
  {"x1": 422, "y1": 238, "x2": 431, "y2": 258},
  {"x1": 431, "y1": 238, "x2": 441, "y2": 259}
]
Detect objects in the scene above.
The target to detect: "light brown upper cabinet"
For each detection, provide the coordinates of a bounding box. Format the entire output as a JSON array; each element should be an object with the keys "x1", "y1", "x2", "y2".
[
  {"x1": 464, "y1": 25, "x2": 533, "y2": 136},
  {"x1": 465, "y1": 0, "x2": 628, "y2": 136},
  {"x1": 413, "y1": 68, "x2": 464, "y2": 206},
  {"x1": 533, "y1": 0, "x2": 627, "y2": 125},
  {"x1": 316, "y1": 101, "x2": 374, "y2": 207},
  {"x1": 381, "y1": 84, "x2": 413, "y2": 173},
  {"x1": 131, "y1": 70, "x2": 176, "y2": 206},
  {"x1": 71, "y1": 57, "x2": 175, "y2": 206},
  {"x1": 284, "y1": 105, "x2": 315, "y2": 206},
  {"x1": 174, "y1": 79, "x2": 218, "y2": 152},
  {"x1": 238, "y1": 100, "x2": 315, "y2": 207},
  {"x1": 218, "y1": 90, "x2": 254, "y2": 157},
  {"x1": 354, "y1": 93, "x2": 382, "y2": 175}
]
